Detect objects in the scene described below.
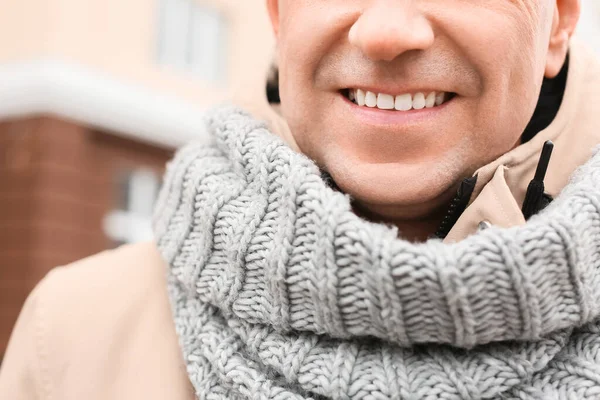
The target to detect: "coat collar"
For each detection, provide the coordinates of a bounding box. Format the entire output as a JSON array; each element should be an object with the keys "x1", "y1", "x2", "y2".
[{"x1": 445, "y1": 38, "x2": 600, "y2": 242}]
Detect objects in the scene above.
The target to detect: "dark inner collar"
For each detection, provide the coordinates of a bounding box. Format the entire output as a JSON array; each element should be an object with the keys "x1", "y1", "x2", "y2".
[{"x1": 521, "y1": 54, "x2": 569, "y2": 143}]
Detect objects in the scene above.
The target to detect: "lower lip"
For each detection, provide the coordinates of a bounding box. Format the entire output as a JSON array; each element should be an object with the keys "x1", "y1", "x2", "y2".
[{"x1": 340, "y1": 93, "x2": 455, "y2": 126}]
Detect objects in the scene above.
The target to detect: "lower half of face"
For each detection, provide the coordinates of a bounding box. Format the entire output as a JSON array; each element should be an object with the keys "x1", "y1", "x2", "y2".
[{"x1": 278, "y1": 1, "x2": 552, "y2": 220}]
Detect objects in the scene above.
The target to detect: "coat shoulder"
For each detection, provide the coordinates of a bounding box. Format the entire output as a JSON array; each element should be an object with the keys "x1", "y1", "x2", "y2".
[
  {"x1": 46, "y1": 241, "x2": 168, "y2": 303},
  {"x1": 0, "y1": 243, "x2": 195, "y2": 400},
  {"x1": 39, "y1": 242, "x2": 171, "y2": 341},
  {"x1": 26, "y1": 242, "x2": 178, "y2": 384},
  {"x1": 0, "y1": 242, "x2": 196, "y2": 399}
]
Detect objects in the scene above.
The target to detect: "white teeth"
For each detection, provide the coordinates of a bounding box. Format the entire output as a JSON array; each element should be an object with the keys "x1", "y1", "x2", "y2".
[
  {"x1": 435, "y1": 92, "x2": 445, "y2": 106},
  {"x1": 425, "y1": 92, "x2": 436, "y2": 108},
  {"x1": 412, "y1": 93, "x2": 426, "y2": 110},
  {"x1": 365, "y1": 91, "x2": 377, "y2": 107},
  {"x1": 357, "y1": 89, "x2": 366, "y2": 106},
  {"x1": 377, "y1": 93, "x2": 395, "y2": 110},
  {"x1": 350, "y1": 89, "x2": 450, "y2": 111},
  {"x1": 395, "y1": 94, "x2": 412, "y2": 111}
]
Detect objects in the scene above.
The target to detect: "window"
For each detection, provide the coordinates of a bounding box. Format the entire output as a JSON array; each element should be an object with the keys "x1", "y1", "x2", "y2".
[
  {"x1": 103, "y1": 168, "x2": 160, "y2": 245},
  {"x1": 157, "y1": 0, "x2": 227, "y2": 83}
]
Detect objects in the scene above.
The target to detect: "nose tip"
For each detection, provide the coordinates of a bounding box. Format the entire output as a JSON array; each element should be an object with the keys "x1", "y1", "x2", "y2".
[{"x1": 348, "y1": 7, "x2": 434, "y2": 62}]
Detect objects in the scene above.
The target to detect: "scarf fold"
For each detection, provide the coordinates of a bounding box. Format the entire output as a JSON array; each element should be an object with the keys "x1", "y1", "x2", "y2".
[{"x1": 154, "y1": 107, "x2": 600, "y2": 400}]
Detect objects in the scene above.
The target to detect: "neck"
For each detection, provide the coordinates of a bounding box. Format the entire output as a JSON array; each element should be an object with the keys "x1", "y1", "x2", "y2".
[{"x1": 352, "y1": 201, "x2": 448, "y2": 242}]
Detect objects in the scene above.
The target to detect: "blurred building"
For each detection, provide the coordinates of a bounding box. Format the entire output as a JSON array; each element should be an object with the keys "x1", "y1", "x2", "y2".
[
  {"x1": 0, "y1": 0, "x2": 274, "y2": 355},
  {"x1": 578, "y1": 1, "x2": 600, "y2": 54}
]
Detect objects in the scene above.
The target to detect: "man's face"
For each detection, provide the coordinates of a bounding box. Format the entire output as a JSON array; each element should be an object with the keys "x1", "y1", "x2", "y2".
[{"x1": 268, "y1": 0, "x2": 576, "y2": 221}]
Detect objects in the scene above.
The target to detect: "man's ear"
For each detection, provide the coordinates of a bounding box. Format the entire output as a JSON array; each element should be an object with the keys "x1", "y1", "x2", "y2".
[
  {"x1": 545, "y1": 0, "x2": 581, "y2": 78},
  {"x1": 266, "y1": 0, "x2": 280, "y2": 37}
]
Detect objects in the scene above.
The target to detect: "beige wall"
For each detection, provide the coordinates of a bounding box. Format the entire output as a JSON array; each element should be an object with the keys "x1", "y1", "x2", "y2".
[
  {"x1": 0, "y1": 0, "x2": 275, "y2": 108},
  {"x1": 0, "y1": 0, "x2": 53, "y2": 59}
]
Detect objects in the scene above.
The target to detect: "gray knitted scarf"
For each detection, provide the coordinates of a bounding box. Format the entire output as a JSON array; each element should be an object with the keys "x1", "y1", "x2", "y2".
[{"x1": 153, "y1": 107, "x2": 600, "y2": 400}]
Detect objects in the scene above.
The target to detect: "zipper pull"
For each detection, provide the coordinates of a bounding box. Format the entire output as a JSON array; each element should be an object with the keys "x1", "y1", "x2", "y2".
[{"x1": 522, "y1": 140, "x2": 554, "y2": 220}]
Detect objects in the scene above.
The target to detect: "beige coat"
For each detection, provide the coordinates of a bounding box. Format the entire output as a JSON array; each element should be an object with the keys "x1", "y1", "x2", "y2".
[{"x1": 1, "y1": 39, "x2": 600, "y2": 400}]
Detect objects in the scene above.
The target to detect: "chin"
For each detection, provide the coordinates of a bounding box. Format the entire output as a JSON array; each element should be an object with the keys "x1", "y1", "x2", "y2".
[{"x1": 324, "y1": 154, "x2": 463, "y2": 219}]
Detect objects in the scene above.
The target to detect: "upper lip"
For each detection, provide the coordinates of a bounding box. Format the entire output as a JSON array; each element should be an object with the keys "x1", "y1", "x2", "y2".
[
  {"x1": 344, "y1": 85, "x2": 454, "y2": 95},
  {"x1": 332, "y1": 76, "x2": 460, "y2": 95}
]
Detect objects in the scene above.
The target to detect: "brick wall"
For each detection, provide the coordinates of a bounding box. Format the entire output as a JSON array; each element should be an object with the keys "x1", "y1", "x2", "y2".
[{"x1": 0, "y1": 116, "x2": 173, "y2": 355}]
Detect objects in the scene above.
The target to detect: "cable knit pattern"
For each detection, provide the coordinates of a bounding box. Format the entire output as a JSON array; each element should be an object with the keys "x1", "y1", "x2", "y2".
[{"x1": 154, "y1": 106, "x2": 600, "y2": 399}]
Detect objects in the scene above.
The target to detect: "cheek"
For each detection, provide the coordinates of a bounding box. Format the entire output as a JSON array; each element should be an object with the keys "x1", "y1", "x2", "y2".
[
  {"x1": 278, "y1": 60, "x2": 320, "y2": 161},
  {"x1": 278, "y1": 1, "x2": 347, "y2": 91},
  {"x1": 277, "y1": 2, "x2": 359, "y2": 158},
  {"x1": 437, "y1": 4, "x2": 545, "y2": 153},
  {"x1": 439, "y1": 4, "x2": 541, "y2": 86},
  {"x1": 277, "y1": 6, "x2": 321, "y2": 153}
]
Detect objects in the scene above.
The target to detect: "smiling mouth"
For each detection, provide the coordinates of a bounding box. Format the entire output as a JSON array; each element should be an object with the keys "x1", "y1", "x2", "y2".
[{"x1": 342, "y1": 88, "x2": 457, "y2": 111}]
